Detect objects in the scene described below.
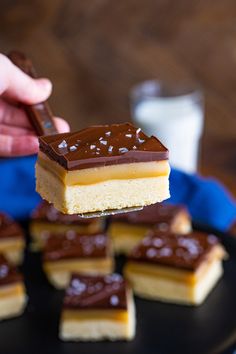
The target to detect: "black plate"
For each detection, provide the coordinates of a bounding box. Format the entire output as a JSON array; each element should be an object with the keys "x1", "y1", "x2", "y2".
[{"x1": 0, "y1": 224, "x2": 236, "y2": 354}]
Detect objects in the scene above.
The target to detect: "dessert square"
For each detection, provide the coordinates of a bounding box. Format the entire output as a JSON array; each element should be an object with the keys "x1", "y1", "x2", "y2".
[
  {"x1": 36, "y1": 123, "x2": 170, "y2": 214},
  {"x1": 0, "y1": 213, "x2": 25, "y2": 265},
  {"x1": 0, "y1": 254, "x2": 27, "y2": 320},
  {"x1": 124, "y1": 231, "x2": 226, "y2": 305},
  {"x1": 59, "y1": 273, "x2": 135, "y2": 341},
  {"x1": 30, "y1": 201, "x2": 104, "y2": 251},
  {"x1": 108, "y1": 203, "x2": 191, "y2": 254},
  {"x1": 43, "y1": 231, "x2": 114, "y2": 289}
]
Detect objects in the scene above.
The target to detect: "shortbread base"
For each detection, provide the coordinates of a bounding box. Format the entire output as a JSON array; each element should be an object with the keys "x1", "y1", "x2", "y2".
[
  {"x1": 124, "y1": 259, "x2": 223, "y2": 305},
  {"x1": 44, "y1": 258, "x2": 114, "y2": 289},
  {"x1": 36, "y1": 163, "x2": 170, "y2": 214},
  {"x1": 59, "y1": 291, "x2": 135, "y2": 341},
  {"x1": 0, "y1": 283, "x2": 27, "y2": 320},
  {"x1": 0, "y1": 238, "x2": 25, "y2": 265}
]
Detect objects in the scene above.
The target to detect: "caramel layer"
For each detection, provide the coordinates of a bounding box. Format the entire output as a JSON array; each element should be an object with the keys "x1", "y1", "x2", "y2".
[
  {"x1": 125, "y1": 245, "x2": 225, "y2": 285},
  {"x1": 109, "y1": 222, "x2": 150, "y2": 240},
  {"x1": 0, "y1": 238, "x2": 25, "y2": 252},
  {"x1": 44, "y1": 258, "x2": 113, "y2": 273},
  {"x1": 38, "y1": 152, "x2": 170, "y2": 186},
  {"x1": 62, "y1": 309, "x2": 128, "y2": 322},
  {"x1": 0, "y1": 283, "x2": 24, "y2": 298}
]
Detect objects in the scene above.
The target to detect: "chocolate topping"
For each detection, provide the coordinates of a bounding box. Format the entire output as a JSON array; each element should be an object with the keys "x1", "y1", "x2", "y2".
[
  {"x1": 31, "y1": 201, "x2": 98, "y2": 225},
  {"x1": 111, "y1": 203, "x2": 187, "y2": 227},
  {"x1": 63, "y1": 273, "x2": 127, "y2": 310},
  {"x1": 0, "y1": 254, "x2": 23, "y2": 286},
  {"x1": 129, "y1": 231, "x2": 219, "y2": 271},
  {"x1": 43, "y1": 231, "x2": 110, "y2": 261},
  {"x1": 39, "y1": 123, "x2": 168, "y2": 170},
  {"x1": 0, "y1": 213, "x2": 24, "y2": 239}
]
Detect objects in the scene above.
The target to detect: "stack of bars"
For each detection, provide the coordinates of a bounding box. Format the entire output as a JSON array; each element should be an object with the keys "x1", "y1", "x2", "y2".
[
  {"x1": 30, "y1": 201, "x2": 135, "y2": 341},
  {"x1": 28, "y1": 120, "x2": 225, "y2": 342},
  {"x1": 0, "y1": 213, "x2": 27, "y2": 321},
  {"x1": 28, "y1": 200, "x2": 227, "y2": 342}
]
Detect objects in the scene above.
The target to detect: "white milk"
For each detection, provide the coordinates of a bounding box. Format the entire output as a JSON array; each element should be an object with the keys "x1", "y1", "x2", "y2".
[{"x1": 133, "y1": 96, "x2": 204, "y2": 173}]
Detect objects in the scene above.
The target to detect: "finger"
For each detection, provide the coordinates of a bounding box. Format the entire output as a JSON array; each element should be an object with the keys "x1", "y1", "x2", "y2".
[
  {"x1": 0, "y1": 98, "x2": 33, "y2": 128},
  {"x1": 0, "y1": 99, "x2": 70, "y2": 133},
  {"x1": 54, "y1": 117, "x2": 70, "y2": 133},
  {"x1": 0, "y1": 124, "x2": 33, "y2": 136},
  {"x1": 0, "y1": 54, "x2": 52, "y2": 104},
  {"x1": 0, "y1": 134, "x2": 39, "y2": 157}
]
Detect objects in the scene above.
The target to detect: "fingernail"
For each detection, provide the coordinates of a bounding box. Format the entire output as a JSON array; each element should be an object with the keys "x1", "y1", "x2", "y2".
[{"x1": 38, "y1": 79, "x2": 52, "y2": 93}]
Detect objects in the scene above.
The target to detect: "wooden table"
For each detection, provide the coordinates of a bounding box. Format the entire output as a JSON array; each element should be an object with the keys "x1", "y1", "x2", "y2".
[{"x1": 0, "y1": 0, "x2": 236, "y2": 196}]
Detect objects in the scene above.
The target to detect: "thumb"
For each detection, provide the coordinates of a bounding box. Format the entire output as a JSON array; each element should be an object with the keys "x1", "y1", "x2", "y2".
[{"x1": 0, "y1": 54, "x2": 52, "y2": 104}]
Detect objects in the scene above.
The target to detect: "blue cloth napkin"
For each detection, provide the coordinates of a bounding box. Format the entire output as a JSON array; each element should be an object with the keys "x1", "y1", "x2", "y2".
[
  {"x1": 168, "y1": 169, "x2": 236, "y2": 231},
  {"x1": 0, "y1": 156, "x2": 235, "y2": 231},
  {"x1": 0, "y1": 156, "x2": 40, "y2": 220}
]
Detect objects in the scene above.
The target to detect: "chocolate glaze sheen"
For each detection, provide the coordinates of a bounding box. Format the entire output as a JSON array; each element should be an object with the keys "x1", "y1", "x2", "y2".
[
  {"x1": 111, "y1": 203, "x2": 187, "y2": 226},
  {"x1": 43, "y1": 231, "x2": 110, "y2": 261},
  {"x1": 39, "y1": 123, "x2": 169, "y2": 170},
  {"x1": 0, "y1": 213, "x2": 24, "y2": 239},
  {"x1": 63, "y1": 273, "x2": 127, "y2": 310},
  {"x1": 0, "y1": 254, "x2": 22, "y2": 286},
  {"x1": 31, "y1": 201, "x2": 98, "y2": 225},
  {"x1": 129, "y1": 231, "x2": 219, "y2": 271}
]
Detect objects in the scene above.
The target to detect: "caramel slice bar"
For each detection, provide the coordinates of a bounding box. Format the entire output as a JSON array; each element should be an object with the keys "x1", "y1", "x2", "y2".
[
  {"x1": 30, "y1": 201, "x2": 104, "y2": 251},
  {"x1": 108, "y1": 203, "x2": 191, "y2": 254},
  {"x1": 59, "y1": 273, "x2": 135, "y2": 341},
  {"x1": 43, "y1": 231, "x2": 114, "y2": 289},
  {"x1": 36, "y1": 123, "x2": 170, "y2": 214},
  {"x1": 0, "y1": 213, "x2": 25, "y2": 265},
  {"x1": 124, "y1": 231, "x2": 226, "y2": 305},
  {"x1": 0, "y1": 254, "x2": 27, "y2": 320}
]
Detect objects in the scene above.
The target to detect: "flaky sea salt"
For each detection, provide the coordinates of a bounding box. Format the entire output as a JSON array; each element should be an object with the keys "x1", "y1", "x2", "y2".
[
  {"x1": 108, "y1": 145, "x2": 113, "y2": 153},
  {"x1": 69, "y1": 145, "x2": 77, "y2": 151},
  {"x1": 146, "y1": 248, "x2": 157, "y2": 258},
  {"x1": 100, "y1": 140, "x2": 107, "y2": 145},
  {"x1": 119, "y1": 147, "x2": 128, "y2": 154},
  {"x1": 138, "y1": 138, "x2": 145, "y2": 144},
  {"x1": 110, "y1": 295, "x2": 119, "y2": 306},
  {"x1": 58, "y1": 140, "x2": 67, "y2": 149},
  {"x1": 72, "y1": 279, "x2": 86, "y2": 293}
]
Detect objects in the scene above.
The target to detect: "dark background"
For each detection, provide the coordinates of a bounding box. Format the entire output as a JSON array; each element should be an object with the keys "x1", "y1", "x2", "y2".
[{"x1": 0, "y1": 0, "x2": 236, "y2": 194}]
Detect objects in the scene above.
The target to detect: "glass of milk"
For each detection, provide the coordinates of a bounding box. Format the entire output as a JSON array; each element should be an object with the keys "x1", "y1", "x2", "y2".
[{"x1": 130, "y1": 80, "x2": 204, "y2": 174}]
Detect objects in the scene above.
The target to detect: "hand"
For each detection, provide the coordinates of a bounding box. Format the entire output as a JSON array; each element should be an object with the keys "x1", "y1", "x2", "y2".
[{"x1": 0, "y1": 54, "x2": 70, "y2": 157}]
